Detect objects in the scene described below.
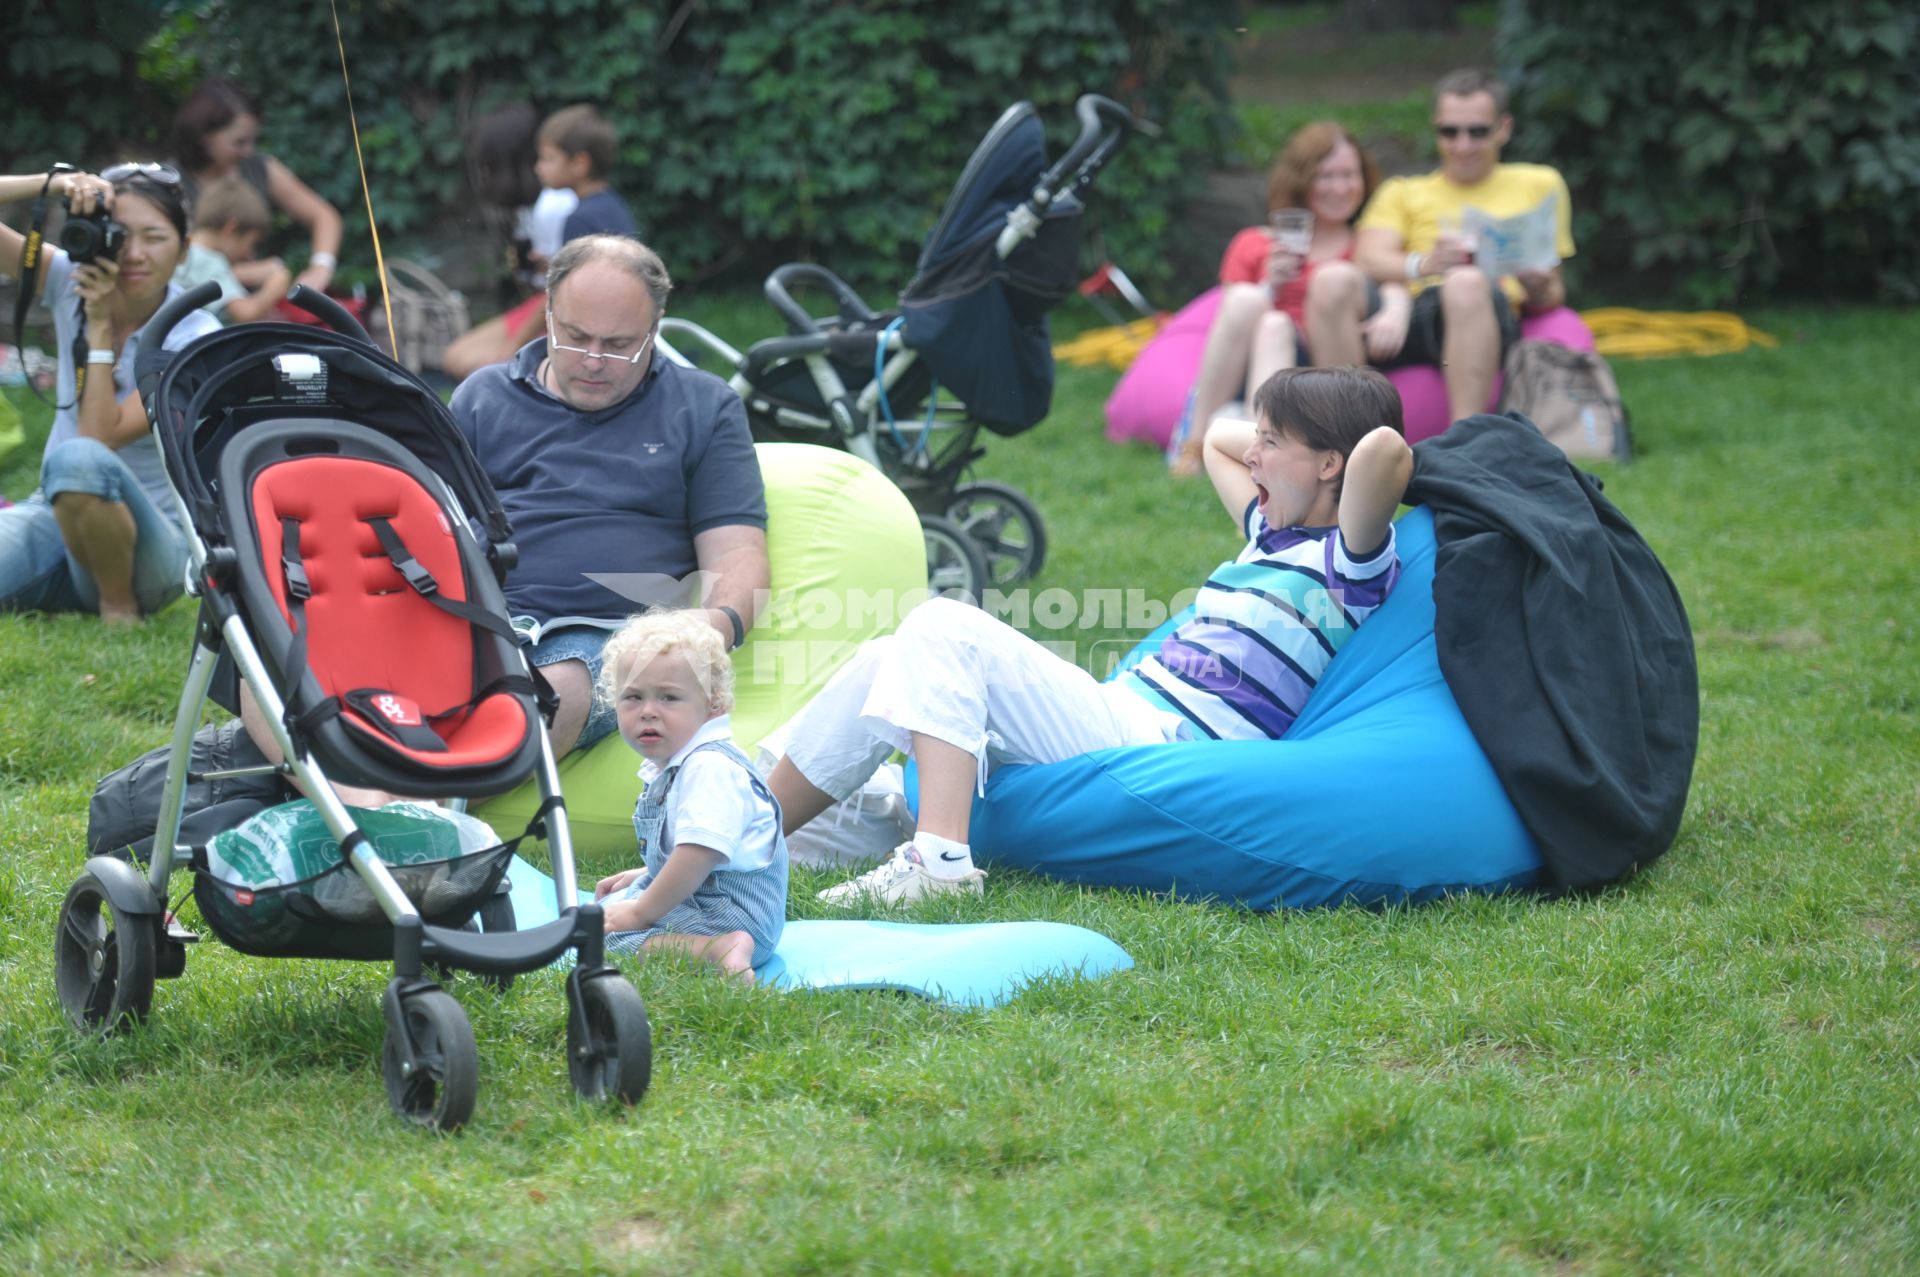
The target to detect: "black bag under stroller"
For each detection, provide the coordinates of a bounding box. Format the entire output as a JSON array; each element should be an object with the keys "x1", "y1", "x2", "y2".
[
  {"x1": 659, "y1": 94, "x2": 1146, "y2": 598},
  {"x1": 52, "y1": 285, "x2": 650, "y2": 1131}
]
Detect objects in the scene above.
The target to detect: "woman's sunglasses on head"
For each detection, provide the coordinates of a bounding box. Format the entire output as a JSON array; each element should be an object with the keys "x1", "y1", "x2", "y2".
[{"x1": 101, "y1": 162, "x2": 182, "y2": 185}]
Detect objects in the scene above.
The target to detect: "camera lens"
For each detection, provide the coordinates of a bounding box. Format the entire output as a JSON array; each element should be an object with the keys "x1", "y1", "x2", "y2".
[{"x1": 59, "y1": 212, "x2": 124, "y2": 264}]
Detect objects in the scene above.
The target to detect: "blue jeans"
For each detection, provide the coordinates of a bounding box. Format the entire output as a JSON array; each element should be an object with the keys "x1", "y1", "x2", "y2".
[
  {"x1": 0, "y1": 438, "x2": 188, "y2": 615},
  {"x1": 527, "y1": 625, "x2": 618, "y2": 751}
]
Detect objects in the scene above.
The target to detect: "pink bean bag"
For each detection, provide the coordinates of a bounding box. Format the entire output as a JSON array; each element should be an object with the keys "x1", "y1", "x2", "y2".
[
  {"x1": 1104, "y1": 288, "x2": 1223, "y2": 449},
  {"x1": 1102, "y1": 291, "x2": 1595, "y2": 449}
]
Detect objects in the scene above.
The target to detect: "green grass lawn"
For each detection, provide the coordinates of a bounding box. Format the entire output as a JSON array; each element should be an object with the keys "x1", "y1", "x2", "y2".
[{"x1": 1, "y1": 298, "x2": 1917, "y2": 1275}]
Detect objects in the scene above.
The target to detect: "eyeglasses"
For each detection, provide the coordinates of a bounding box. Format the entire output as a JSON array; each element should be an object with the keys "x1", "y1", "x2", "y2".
[
  {"x1": 101, "y1": 162, "x2": 182, "y2": 185},
  {"x1": 1434, "y1": 125, "x2": 1494, "y2": 141},
  {"x1": 545, "y1": 310, "x2": 658, "y2": 365}
]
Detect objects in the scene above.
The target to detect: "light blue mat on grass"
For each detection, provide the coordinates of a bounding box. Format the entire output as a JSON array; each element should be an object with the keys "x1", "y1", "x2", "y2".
[{"x1": 499, "y1": 855, "x2": 1132, "y2": 1008}]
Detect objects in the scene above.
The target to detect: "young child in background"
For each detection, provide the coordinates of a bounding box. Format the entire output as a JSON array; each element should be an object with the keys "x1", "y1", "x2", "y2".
[
  {"x1": 535, "y1": 104, "x2": 639, "y2": 242},
  {"x1": 443, "y1": 102, "x2": 636, "y2": 380},
  {"x1": 593, "y1": 609, "x2": 786, "y2": 981},
  {"x1": 173, "y1": 174, "x2": 291, "y2": 324}
]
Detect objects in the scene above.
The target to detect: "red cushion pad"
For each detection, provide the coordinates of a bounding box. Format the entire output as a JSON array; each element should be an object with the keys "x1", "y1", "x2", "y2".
[{"x1": 251, "y1": 456, "x2": 529, "y2": 767}]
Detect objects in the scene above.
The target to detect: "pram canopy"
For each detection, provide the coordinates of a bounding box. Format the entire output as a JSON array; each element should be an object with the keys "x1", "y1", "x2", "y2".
[
  {"x1": 137, "y1": 317, "x2": 512, "y2": 558},
  {"x1": 899, "y1": 102, "x2": 1087, "y2": 436}
]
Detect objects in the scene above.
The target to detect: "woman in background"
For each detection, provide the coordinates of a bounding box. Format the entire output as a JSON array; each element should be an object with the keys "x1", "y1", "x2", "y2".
[
  {"x1": 1169, "y1": 122, "x2": 1406, "y2": 476},
  {"x1": 171, "y1": 77, "x2": 344, "y2": 297}
]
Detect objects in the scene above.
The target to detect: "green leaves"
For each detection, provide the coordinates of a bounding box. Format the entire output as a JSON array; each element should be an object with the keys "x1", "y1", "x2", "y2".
[
  {"x1": 1507, "y1": 0, "x2": 1920, "y2": 304},
  {"x1": 2, "y1": 0, "x2": 1233, "y2": 295}
]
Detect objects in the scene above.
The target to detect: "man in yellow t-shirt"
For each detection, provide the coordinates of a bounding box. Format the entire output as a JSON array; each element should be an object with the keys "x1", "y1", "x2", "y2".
[{"x1": 1310, "y1": 69, "x2": 1576, "y2": 424}]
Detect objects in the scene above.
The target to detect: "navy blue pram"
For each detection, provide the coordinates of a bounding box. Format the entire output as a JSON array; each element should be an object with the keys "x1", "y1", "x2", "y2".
[{"x1": 661, "y1": 95, "x2": 1146, "y2": 598}]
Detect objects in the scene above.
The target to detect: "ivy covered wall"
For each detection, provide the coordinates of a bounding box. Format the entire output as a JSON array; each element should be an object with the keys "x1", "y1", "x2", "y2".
[{"x1": 5, "y1": 0, "x2": 1238, "y2": 295}]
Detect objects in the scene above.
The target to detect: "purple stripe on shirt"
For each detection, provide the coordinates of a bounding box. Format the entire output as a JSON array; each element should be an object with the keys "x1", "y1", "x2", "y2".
[
  {"x1": 1160, "y1": 624, "x2": 1317, "y2": 713},
  {"x1": 1150, "y1": 636, "x2": 1307, "y2": 740}
]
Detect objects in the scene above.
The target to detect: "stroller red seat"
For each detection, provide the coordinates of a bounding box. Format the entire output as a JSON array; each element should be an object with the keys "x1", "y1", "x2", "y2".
[
  {"x1": 252, "y1": 456, "x2": 529, "y2": 767},
  {"x1": 222, "y1": 419, "x2": 544, "y2": 796}
]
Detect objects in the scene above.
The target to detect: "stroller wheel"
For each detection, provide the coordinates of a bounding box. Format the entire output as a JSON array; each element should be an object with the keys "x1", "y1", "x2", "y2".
[
  {"x1": 919, "y1": 514, "x2": 989, "y2": 603},
  {"x1": 382, "y1": 989, "x2": 478, "y2": 1131},
  {"x1": 947, "y1": 480, "x2": 1048, "y2": 586},
  {"x1": 54, "y1": 872, "x2": 158, "y2": 1035},
  {"x1": 567, "y1": 973, "x2": 652, "y2": 1105}
]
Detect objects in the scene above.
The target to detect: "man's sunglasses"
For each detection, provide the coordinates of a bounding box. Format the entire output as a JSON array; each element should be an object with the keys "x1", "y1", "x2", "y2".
[
  {"x1": 1434, "y1": 125, "x2": 1494, "y2": 140},
  {"x1": 102, "y1": 162, "x2": 182, "y2": 185}
]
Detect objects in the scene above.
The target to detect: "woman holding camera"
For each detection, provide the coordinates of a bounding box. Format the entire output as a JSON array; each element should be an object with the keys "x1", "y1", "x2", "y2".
[{"x1": 0, "y1": 164, "x2": 220, "y2": 621}]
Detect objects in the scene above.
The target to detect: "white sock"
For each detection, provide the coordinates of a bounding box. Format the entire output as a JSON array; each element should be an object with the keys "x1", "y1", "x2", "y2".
[{"x1": 908, "y1": 832, "x2": 975, "y2": 877}]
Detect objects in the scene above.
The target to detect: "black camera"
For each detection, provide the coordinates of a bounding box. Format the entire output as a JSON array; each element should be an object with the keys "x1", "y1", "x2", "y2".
[{"x1": 60, "y1": 208, "x2": 126, "y2": 264}]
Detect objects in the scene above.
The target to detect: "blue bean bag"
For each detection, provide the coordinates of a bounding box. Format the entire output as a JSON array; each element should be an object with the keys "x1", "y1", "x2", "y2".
[{"x1": 961, "y1": 505, "x2": 1543, "y2": 909}]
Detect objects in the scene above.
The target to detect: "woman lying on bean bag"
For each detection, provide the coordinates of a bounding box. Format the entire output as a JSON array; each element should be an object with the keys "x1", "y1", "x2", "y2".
[{"x1": 766, "y1": 367, "x2": 1416, "y2": 907}]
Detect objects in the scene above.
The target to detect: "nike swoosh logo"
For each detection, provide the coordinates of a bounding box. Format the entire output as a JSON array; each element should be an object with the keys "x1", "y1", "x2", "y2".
[{"x1": 939, "y1": 852, "x2": 968, "y2": 862}]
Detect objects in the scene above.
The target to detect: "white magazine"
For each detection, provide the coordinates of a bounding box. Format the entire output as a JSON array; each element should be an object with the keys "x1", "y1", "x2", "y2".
[{"x1": 1463, "y1": 194, "x2": 1561, "y2": 277}]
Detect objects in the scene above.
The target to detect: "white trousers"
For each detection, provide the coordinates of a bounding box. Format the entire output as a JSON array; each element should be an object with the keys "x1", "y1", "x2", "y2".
[{"x1": 781, "y1": 598, "x2": 1182, "y2": 802}]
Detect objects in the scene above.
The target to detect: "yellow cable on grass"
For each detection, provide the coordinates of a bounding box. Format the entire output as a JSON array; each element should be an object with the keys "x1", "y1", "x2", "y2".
[
  {"x1": 1580, "y1": 308, "x2": 1778, "y2": 360},
  {"x1": 1053, "y1": 316, "x2": 1165, "y2": 370},
  {"x1": 329, "y1": 0, "x2": 398, "y2": 361}
]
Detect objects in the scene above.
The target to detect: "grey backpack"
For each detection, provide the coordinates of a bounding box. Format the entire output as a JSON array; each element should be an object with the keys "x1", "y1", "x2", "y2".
[{"x1": 1498, "y1": 340, "x2": 1632, "y2": 462}]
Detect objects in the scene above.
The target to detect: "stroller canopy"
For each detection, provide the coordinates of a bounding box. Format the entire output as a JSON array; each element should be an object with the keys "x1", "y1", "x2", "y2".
[
  {"x1": 901, "y1": 102, "x2": 1085, "y2": 436},
  {"x1": 145, "y1": 323, "x2": 511, "y2": 552}
]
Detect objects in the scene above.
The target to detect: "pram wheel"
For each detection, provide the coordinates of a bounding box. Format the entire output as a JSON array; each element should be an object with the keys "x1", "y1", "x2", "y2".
[
  {"x1": 54, "y1": 872, "x2": 158, "y2": 1034},
  {"x1": 567, "y1": 972, "x2": 652, "y2": 1106},
  {"x1": 919, "y1": 514, "x2": 989, "y2": 602},
  {"x1": 382, "y1": 989, "x2": 479, "y2": 1131},
  {"x1": 947, "y1": 481, "x2": 1048, "y2": 586}
]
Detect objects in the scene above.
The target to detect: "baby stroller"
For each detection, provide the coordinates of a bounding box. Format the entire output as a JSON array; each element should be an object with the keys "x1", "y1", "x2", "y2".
[
  {"x1": 659, "y1": 94, "x2": 1148, "y2": 598},
  {"x1": 52, "y1": 284, "x2": 649, "y2": 1132}
]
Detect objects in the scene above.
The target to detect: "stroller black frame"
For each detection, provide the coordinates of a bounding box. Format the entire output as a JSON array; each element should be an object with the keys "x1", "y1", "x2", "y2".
[
  {"x1": 658, "y1": 94, "x2": 1146, "y2": 599},
  {"x1": 52, "y1": 284, "x2": 650, "y2": 1131}
]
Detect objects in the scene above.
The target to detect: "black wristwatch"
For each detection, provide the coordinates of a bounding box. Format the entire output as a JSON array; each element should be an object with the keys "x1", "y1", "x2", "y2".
[{"x1": 717, "y1": 605, "x2": 745, "y2": 651}]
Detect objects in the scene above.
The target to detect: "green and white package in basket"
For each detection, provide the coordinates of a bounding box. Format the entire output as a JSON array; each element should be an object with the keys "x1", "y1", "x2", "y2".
[{"x1": 207, "y1": 800, "x2": 500, "y2": 888}]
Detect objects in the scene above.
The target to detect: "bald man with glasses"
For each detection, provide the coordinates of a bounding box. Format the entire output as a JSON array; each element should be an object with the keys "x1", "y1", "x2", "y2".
[
  {"x1": 1313, "y1": 68, "x2": 1575, "y2": 425},
  {"x1": 450, "y1": 234, "x2": 769, "y2": 758}
]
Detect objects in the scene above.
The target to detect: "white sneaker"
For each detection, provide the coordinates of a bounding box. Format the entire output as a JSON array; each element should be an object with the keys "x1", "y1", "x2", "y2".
[{"x1": 816, "y1": 844, "x2": 986, "y2": 908}]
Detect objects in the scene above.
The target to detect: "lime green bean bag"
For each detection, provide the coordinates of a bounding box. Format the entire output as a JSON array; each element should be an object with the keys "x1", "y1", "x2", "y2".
[{"x1": 476, "y1": 443, "x2": 926, "y2": 854}]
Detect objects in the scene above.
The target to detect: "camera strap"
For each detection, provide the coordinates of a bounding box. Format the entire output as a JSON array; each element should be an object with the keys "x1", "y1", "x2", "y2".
[{"x1": 12, "y1": 165, "x2": 74, "y2": 352}]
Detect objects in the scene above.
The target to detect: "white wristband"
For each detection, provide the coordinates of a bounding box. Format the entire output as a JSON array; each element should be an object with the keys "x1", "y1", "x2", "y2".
[
  {"x1": 309, "y1": 252, "x2": 338, "y2": 269},
  {"x1": 1404, "y1": 251, "x2": 1426, "y2": 281},
  {"x1": 87, "y1": 348, "x2": 115, "y2": 366}
]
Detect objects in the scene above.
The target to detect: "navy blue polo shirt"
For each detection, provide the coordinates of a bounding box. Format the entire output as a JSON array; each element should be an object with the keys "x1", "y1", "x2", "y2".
[{"x1": 450, "y1": 340, "x2": 766, "y2": 624}]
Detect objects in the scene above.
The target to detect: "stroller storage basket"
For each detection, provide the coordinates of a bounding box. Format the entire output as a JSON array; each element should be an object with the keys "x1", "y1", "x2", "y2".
[{"x1": 196, "y1": 840, "x2": 515, "y2": 961}]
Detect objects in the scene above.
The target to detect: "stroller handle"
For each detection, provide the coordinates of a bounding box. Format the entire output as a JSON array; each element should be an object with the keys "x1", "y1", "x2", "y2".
[
  {"x1": 995, "y1": 94, "x2": 1154, "y2": 261},
  {"x1": 1041, "y1": 94, "x2": 1152, "y2": 200},
  {"x1": 135, "y1": 280, "x2": 223, "y2": 401},
  {"x1": 764, "y1": 263, "x2": 881, "y2": 337},
  {"x1": 282, "y1": 283, "x2": 375, "y2": 345}
]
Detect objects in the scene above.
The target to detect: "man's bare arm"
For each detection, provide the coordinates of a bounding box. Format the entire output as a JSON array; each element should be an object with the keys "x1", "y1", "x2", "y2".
[
  {"x1": 692, "y1": 523, "x2": 770, "y2": 647},
  {"x1": 1354, "y1": 226, "x2": 1411, "y2": 285}
]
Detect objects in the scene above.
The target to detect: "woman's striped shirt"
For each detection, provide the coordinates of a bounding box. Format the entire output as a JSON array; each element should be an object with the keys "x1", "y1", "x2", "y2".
[{"x1": 1119, "y1": 503, "x2": 1400, "y2": 741}]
